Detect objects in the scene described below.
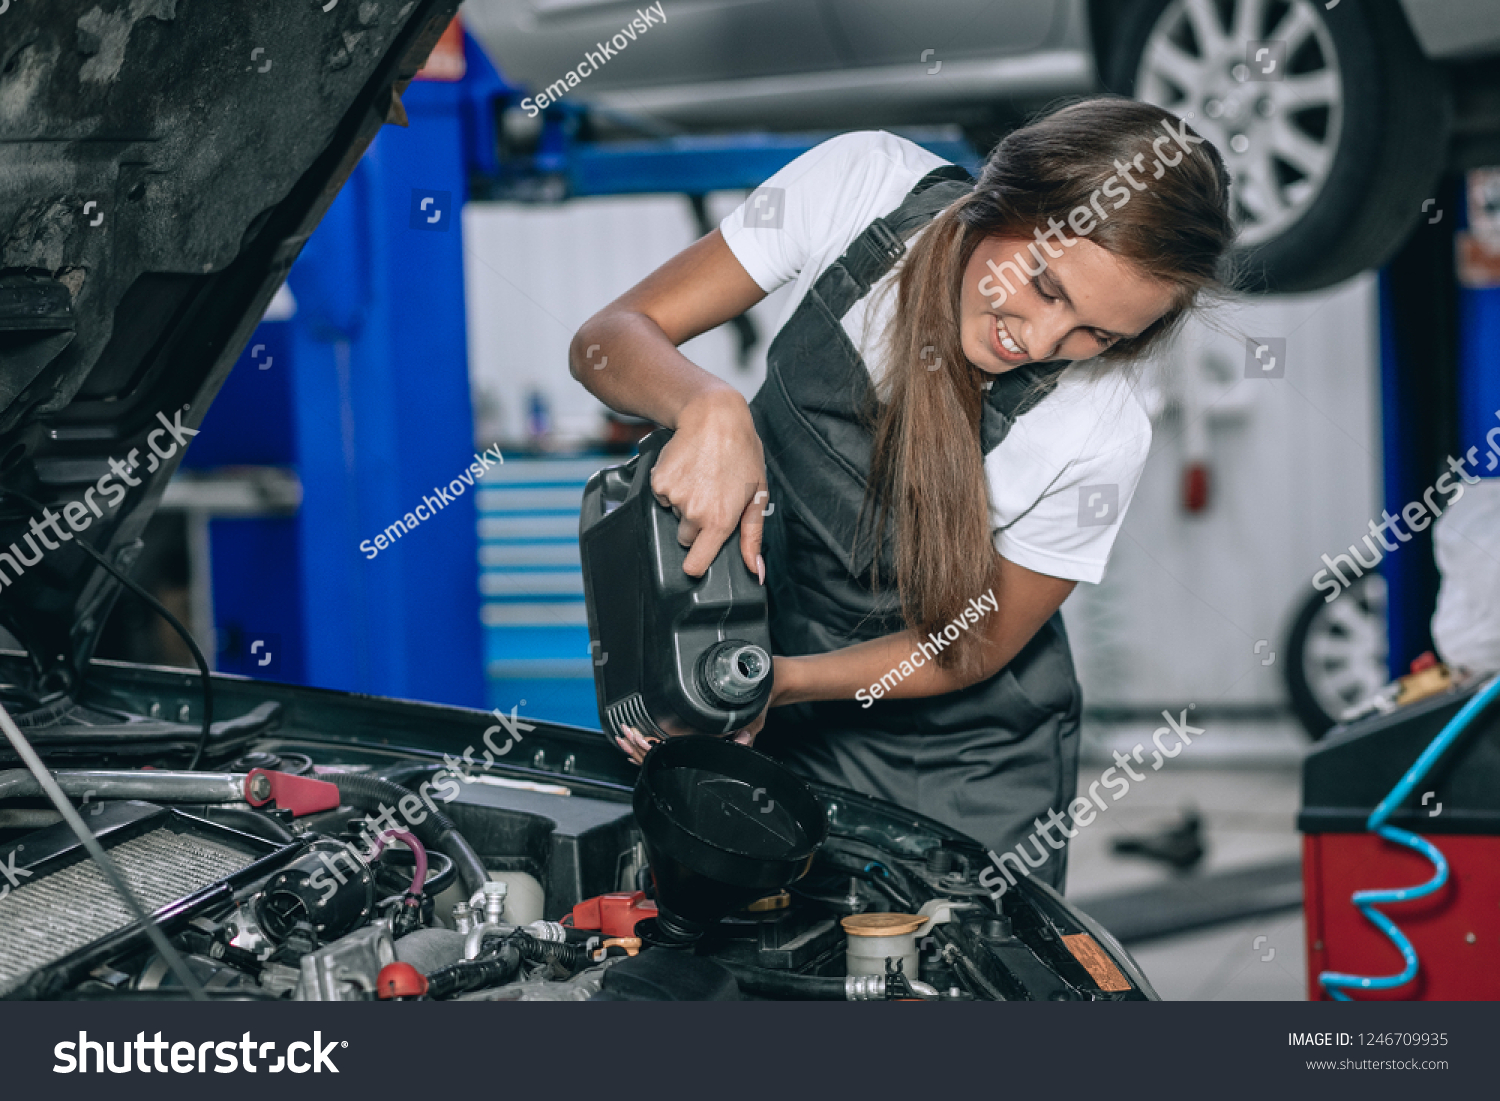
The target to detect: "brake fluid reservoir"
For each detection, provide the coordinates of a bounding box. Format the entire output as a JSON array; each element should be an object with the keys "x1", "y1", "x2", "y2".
[
  {"x1": 580, "y1": 429, "x2": 773, "y2": 741},
  {"x1": 841, "y1": 913, "x2": 930, "y2": 978}
]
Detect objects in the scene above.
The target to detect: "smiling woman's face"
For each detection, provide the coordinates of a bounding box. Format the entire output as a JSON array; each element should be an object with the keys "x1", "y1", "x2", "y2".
[{"x1": 959, "y1": 234, "x2": 1178, "y2": 373}]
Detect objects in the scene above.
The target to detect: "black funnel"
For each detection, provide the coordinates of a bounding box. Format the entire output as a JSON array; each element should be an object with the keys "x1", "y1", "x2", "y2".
[{"x1": 633, "y1": 737, "x2": 828, "y2": 945}]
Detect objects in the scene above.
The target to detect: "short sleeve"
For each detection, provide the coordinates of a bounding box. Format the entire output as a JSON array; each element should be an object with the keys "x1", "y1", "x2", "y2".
[
  {"x1": 719, "y1": 131, "x2": 945, "y2": 294},
  {"x1": 986, "y1": 369, "x2": 1153, "y2": 584}
]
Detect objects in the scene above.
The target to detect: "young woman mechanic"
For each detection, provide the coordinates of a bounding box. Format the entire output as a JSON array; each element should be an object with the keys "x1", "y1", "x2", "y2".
[{"x1": 570, "y1": 97, "x2": 1233, "y2": 890}]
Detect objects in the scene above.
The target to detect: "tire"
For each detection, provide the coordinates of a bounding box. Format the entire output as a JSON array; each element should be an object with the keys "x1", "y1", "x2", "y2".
[
  {"x1": 1283, "y1": 571, "x2": 1388, "y2": 740},
  {"x1": 1103, "y1": 0, "x2": 1451, "y2": 293}
]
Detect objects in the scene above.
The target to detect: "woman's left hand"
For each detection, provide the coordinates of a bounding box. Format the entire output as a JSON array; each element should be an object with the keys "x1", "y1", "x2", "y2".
[
  {"x1": 729, "y1": 655, "x2": 795, "y2": 749},
  {"x1": 615, "y1": 657, "x2": 793, "y2": 764},
  {"x1": 729, "y1": 704, "x2": 768, "y2": 749},
  {"x1": 614, "y1": 724, "x2": 660, "y2": 766}
]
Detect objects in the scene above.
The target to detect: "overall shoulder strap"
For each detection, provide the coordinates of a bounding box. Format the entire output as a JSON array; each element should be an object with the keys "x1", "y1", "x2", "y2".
[
  {"x1": 815, "y1": 163, "x2": 975, "y2": 320},
  {"x1": 980, "y1": 361, "x2": 1069, "y2": 453}
]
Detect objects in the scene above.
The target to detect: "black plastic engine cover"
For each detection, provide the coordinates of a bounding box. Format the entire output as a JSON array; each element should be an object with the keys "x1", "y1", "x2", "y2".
[
  {"x1": 1299, "y1": 681, "x2": 1500, "y2": 834},
  {"x1": 580, "y1": 430, "x2": 773, "y2": 740},
  {"x1": 594, "y1": 950, "x2": 740, "y2": 1001}
]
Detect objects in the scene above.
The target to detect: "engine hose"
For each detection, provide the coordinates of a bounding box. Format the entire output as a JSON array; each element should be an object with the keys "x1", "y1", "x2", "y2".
[
  {"x1": 1319, "y1": 673, "x2": 1500, "y2": 1000},
  {"x1": 511, "y1": 930, "x2": 585, "y2": 972},
  {"x1": 367, "y1": 829, "x2": 429, "y2": 897},
  {"x1": 815, "y1": 846, "x2": 920, "y2": 911},
  {"x1": 720, "y1": 963, "x2": 850, "y2": 1001},
  {"x1": 425, "y1": 945, "x2": 523, "y2": 1000},
  {"x1": 186, "y1": 805, "x2": 298, "y2": 844},
  {"x1": 326, "y1": 773, "x2": 488, "y2": 896}
]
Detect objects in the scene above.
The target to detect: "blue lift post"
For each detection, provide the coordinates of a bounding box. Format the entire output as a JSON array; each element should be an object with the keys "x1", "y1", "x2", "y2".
[
  {"x1": 279, "y1": 63, "x2": 491, "y2": 706},
  {"x1": 1456, "y1": 179, "x2": 1500, "y2": 476},
  {"x1": 179, "y1": 314, "x2": 302, "y2": 682},
  {"x1": 1379, "y1": 172, "x2": 1500, "y2": 680},
  {"x1": 188, "y1": 32, "x2": 500, "y2": 707}
]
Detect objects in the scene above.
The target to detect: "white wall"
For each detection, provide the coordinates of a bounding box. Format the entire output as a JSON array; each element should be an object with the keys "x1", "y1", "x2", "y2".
[
  {"x1": 463, "y1": 194, "x2": 778, "y2": 447},
  {"x1": 1061, "y1": 276, "x2": 1383, "y2": 710}
]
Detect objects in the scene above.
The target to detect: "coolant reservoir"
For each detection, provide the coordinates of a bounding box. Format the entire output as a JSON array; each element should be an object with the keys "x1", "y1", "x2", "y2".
[
  {"x1": 841, "y1": 913, "x2": 929, "y2": 978},
  {"x1": 580, "y1": 430, "x2": 773, "y2": 741}
]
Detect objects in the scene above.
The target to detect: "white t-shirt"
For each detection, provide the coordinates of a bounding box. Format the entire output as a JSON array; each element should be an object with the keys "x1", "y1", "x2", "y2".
[{"x1": 720, "y1": 130, "x2": 1152, "y2": 585}]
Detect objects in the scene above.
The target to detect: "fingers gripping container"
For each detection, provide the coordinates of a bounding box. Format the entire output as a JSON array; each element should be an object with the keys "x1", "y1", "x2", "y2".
[{"x1": 580, "y1": 429, "x2": 773, "y2": 741}]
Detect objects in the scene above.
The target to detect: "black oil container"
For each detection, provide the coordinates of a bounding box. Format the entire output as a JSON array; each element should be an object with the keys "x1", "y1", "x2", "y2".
[{"x1": 580, "y1": 430, "x2": 773, "y2": 741}]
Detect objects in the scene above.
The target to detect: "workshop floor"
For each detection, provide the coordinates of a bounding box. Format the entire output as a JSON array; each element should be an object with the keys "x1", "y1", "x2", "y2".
[{"x1": 1065, "y1": 723, "x2": 1310, "y2": 1000}]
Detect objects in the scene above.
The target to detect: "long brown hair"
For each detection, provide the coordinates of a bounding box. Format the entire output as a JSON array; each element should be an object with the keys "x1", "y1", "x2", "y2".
[{"x1": 863, "y1": 96, "x2": 1234, "y2": 679}]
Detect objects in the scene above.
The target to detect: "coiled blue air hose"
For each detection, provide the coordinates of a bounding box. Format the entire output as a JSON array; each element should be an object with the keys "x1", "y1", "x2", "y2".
[{"x1": 1318, "y1": 672, "x2": 1500, "y2": 1000}]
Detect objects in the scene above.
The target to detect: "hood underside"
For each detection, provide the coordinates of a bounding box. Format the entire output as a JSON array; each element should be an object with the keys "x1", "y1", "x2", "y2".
[{"x1": 0, "y1": 0, "x2": 461, "y2": 698}]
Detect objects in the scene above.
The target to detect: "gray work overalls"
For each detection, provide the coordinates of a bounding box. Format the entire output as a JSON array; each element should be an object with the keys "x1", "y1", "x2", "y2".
[{"x1": 749, "y1": 165, "x2": 1082, "y2": 890}]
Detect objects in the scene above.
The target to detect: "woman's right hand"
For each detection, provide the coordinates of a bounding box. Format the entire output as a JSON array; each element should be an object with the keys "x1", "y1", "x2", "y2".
[
  {"x1": 648, "y1": 388, "x2": 769, "y2": 580},
  {"x1": 569, "y1": 228, "x2": 773, "y2": 577}
]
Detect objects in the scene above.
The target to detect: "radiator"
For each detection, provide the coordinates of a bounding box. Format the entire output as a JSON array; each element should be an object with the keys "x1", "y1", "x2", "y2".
[{"x1": 0, "y1": 822, "x2": 257, "y2": 996}]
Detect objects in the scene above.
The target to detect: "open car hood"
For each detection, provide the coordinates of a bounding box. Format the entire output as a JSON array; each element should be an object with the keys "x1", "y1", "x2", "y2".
[{"x1": 0, "y1": 0, "x2": 460, "y2": 699}]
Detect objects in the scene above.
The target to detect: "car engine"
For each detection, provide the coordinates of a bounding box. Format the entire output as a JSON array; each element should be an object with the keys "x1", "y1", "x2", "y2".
[{"x1": 0, "y1": 733, "x2": 1154, "y2": 1002}]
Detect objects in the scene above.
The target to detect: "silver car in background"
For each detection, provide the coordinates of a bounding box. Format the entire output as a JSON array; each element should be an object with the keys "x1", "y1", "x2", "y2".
[{"x1": 464, "y1": 0, "x2": 1500, "y2": 293}]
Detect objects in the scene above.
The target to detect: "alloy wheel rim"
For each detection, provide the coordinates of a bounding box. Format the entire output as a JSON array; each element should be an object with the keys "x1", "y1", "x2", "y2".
[
  {"x1": 1303, "y1": 572, "x2": 1388, "y2": 722},
  {"x1": 1135, "y1": 0, "x2": 1344, "y2": 247}
]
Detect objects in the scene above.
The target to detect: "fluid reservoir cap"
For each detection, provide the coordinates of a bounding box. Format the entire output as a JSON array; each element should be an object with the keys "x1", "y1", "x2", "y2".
[
  {"x1": 743, "y1": 890, "x2": 792, "y2": 913},
  {"x1": 840, "y1": 913, "x2": 929, "y2": 938},
  {"x1": 376, "y1": 962, "x2": 429, "y2": 1000},
  {"x1": 700, "y1": 641, "x2": 771, "y2": 708}
]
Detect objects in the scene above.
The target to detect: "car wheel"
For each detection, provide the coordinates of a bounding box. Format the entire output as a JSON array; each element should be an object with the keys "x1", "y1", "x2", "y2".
[
  {"x1": 1103, "y1": 0, "x2": 1450, "y2": 293},
  {"x1": 1284, "y1": 571, "x2": 1388, "y2": 739}
]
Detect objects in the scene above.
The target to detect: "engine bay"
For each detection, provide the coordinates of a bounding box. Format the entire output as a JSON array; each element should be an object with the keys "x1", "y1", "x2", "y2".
[{"x1": 0, "y1": 663, "x2": 1154, "y2": 1003}]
